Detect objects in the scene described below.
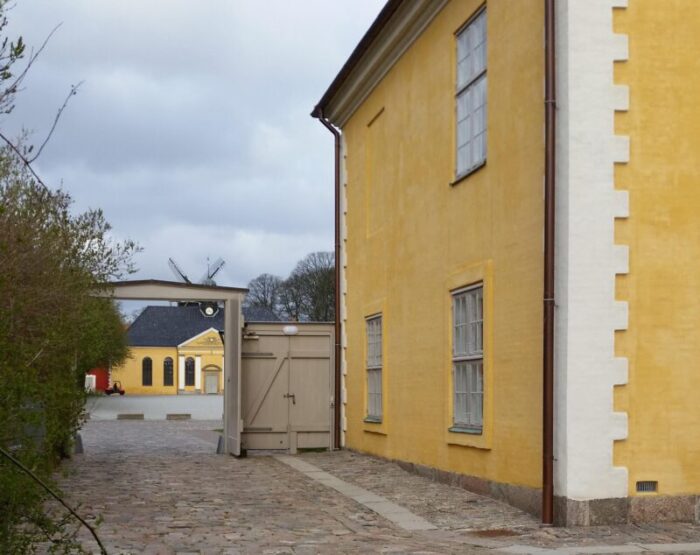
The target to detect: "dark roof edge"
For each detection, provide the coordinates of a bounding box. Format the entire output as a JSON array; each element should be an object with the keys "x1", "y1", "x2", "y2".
[
  {"x1": 108, "y1": 279, "x2": 248, "y2": 293},
  {"x1": 245, "y1": 321, "x2": 334, "y2": 325},
  {"x1": 311, "y1": 0, "x2": 403, "y2": 119}
]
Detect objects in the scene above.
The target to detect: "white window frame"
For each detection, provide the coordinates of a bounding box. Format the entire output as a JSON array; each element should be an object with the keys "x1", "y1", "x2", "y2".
[
  {"x1": 455, "y1": 8, "x2": 487, "y2": 178},
  {"x1": 451, "y1": 284, "x2": 484, "y2": 432},
  {"x1": 365, "y1": 315, "x2": 383, "y2": 421}
]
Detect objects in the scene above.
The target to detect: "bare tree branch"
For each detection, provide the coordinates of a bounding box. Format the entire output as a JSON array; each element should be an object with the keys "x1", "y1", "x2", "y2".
[
  {"x1": 28, "y1": 80, "x2": 83, "y2": 163},
  {"x1": 0, "y1": 131, "x2": 49, "y2": 189},
  {"x1": 0, "y1": 23, "x2": 61, "y2": 113}
]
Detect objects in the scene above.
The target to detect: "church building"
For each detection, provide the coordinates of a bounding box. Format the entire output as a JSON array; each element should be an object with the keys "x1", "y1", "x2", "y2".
[{"x1": 110, "y1": 303, "x2": 278, "y2": 395}]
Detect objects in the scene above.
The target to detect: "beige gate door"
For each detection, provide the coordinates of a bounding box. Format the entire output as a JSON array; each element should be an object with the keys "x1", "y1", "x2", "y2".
[{"x1": 241, "y1": 323, "x2": 334, "y2": 453}]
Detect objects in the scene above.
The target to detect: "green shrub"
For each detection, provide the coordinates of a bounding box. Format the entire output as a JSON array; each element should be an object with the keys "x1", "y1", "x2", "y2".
[{"x1": 0, "y1": 152, "x2": 137, "y2": 551}]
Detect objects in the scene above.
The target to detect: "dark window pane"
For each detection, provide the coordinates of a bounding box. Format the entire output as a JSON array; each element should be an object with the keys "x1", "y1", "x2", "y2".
[
  {"x1": 185, "y1": 357, "x2": 195, "y2": 387},
  {"x1": 142, "y1": 357, "x2": 152, "y2": 386},
  {"x1": 163, "y1": 357, "x2": 174, "y2": 386}
]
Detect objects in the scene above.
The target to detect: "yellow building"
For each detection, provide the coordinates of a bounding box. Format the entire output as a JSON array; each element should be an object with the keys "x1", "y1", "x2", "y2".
[
  {"x1": 313, "y1": 0, "x2": 700, "y2": 525},
  {"x1": 111, "y1": 304, "x2": 278, "y2": 395}
]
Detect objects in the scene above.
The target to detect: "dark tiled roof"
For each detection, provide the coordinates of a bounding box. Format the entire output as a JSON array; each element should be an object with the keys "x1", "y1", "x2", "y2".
[{"x1": 127, "y1": 305, "x2": 279, "y2": 347}]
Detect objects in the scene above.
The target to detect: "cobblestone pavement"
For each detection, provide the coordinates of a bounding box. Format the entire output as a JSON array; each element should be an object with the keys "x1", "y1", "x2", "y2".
[{"x1": 53, "y1": 421, "x2": 700, "y2": 554}]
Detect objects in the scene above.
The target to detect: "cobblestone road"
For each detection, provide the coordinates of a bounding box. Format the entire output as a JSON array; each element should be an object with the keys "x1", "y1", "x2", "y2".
[{"x1": 53, "y1": 421, "x2": 700, "y2": 554}]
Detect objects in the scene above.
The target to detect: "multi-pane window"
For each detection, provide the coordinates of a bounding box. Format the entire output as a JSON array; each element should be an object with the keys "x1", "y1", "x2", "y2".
[
  {"x1": 456, "y1": 9, "x2": 487, "y2": 177},
  {"x1": 366, "y1": 315, "x2": 383, "y2": 421},
  {"x1": 142, "y1": 357, "x2": 153, "y2": 387},
  {"x1": 185, "y1": 357, "x2": 195, "y2": 387},
  {"x1": 452, "y1": 285, "x2": 484, "y2": 431},
  {"x1": 163, "y1": 357, "x2": 174, "y2": 387}
]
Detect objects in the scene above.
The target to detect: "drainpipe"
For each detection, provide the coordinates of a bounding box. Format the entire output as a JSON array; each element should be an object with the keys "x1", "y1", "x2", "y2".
[
  {"x1": 542, "y1": 0, "x2": 557, "y2": 526},
  {"x1": 314, "y1": 108, "x2": 342, "y2": 451}
]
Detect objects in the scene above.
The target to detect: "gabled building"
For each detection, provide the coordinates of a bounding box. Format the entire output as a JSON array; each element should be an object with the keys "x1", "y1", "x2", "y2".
[
  {"x1": 313, "y1": 0, "x2": 700, "y2": 525},
  {"x1": 110, "y1": 304, "x2": 278, "y2": 395}
]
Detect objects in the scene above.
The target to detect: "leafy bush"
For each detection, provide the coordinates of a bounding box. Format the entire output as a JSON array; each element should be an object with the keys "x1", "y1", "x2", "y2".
[{"x1": 0, "y1": 152, "x2": 138, "y2": 551}]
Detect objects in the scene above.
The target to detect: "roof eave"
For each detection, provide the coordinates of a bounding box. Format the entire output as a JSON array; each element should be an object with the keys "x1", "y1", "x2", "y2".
[
  {"x1": 312, "y1": 0, "x2": 448, "y2": 128},
  {"x1": 311, "y1": 0, "x2": 404, "y2": 121}
]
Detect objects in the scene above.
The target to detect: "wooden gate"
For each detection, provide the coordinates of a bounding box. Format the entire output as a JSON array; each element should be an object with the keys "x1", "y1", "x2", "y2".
[{"x1": 241, "y1": 323, "x2": 334, "y2": 453}]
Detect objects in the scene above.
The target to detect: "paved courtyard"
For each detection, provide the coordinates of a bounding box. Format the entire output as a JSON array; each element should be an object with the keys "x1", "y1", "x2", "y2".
[{"x1": 53, "y1": 420, "x2": 700, "y2": 554}]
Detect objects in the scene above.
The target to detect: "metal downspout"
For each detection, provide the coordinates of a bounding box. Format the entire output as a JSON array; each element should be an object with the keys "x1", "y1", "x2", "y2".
[
  {"x1": 315, "y1": 109, "x2": 343, "y2": 451},
  {"x1": 543, "y1": 0, "x2": 557, "y2": 526}
]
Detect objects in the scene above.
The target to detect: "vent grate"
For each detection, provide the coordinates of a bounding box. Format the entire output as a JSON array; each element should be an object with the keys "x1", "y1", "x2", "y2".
[{"x1": 636, "y1": 480, "x2": 658, "y2": 493}]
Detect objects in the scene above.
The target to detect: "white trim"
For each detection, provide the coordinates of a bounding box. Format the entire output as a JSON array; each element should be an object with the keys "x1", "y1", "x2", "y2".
[
  {"x1": 451, "y1": 282, "x2": 483, "y2": 296},
  {"x1": 177, "y1": 326, "x2": 221, "y2": 348},
  {"x1": 178, "y1": 355, "x2": 185, "y2": 390},
  {"x1": 554, "y1": 0, "x2": 629, "y2": 501},
  {"x1": 324, "y1": 0, "x2": 448, "y2": 127},
  {"x1": 195, "y1": 355, "x2": 202, "y2": 390},
  {"x1": 340, "y1": 133, "x2": 349, "y2": 445}
]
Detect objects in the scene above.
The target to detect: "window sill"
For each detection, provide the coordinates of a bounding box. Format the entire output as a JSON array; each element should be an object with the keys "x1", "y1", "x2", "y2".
[
  {"x1": 450, "y1": 161, "x2": 486, "y2": 187},
  {"x1": 363, "y1": 416, "x2": 387, "y2": 436},
  {"x1": 446, "y1": 425, "x2": 490, "y2": 450},
  {"x1": 448, "y1": 425, "x2": 483, "y2": 435}
]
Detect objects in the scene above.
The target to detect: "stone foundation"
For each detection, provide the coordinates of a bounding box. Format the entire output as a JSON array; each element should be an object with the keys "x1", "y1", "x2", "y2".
[
  {"x1": 555, "y1": 495, "x2": 700, "y2": 526},
  {"x1": 346, "y1": 451, "x2": 542, "y2": 519},
  {"x1": 348, "y1": 449, "x2": 700, "y2": 526}
]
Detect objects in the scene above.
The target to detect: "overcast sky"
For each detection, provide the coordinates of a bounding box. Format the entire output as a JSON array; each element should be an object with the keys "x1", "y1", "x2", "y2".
[{"x1": 5, "y1": 1, "x2": 383, "y2": 288}]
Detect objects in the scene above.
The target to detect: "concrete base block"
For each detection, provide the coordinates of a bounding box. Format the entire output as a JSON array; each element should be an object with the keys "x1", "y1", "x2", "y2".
[
  {"x1": 166, "y1": 413, "x2": 191, "y2": 421},
  {"x1": 73, "y1": 433, "x2": 83, "y2": 455},
  {"x1": 116, "y1": 413, "x2": 144, "y2": 420}
]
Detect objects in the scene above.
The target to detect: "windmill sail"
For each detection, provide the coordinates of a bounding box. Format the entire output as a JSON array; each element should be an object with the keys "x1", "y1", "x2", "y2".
[{"x1": 168, "y1": 258, "x2": 192, "y2": 284}]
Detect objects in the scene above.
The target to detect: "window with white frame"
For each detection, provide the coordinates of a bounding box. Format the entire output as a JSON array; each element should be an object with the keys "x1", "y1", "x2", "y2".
[
  {"x1": 456, "y1": 8, "x2": 487, "y2": 177},
  {"x1": 366, "y1": 315, "x2": 383, "y2": 421},
  {"x1": 452, "y1": 285, "x2": 484, "y2": 431}
]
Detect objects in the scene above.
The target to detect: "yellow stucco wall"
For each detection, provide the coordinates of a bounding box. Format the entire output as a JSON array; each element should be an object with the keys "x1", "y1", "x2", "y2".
[
  {"x1": 179, "y1": 329, "x2": 225, "y2": 394},
  {"x1": 111, "y1": 329, "x2": 224, "y2": 395},
  {"x1": 613, "y1": 1, "x2": 700, "y2": 496},
  {"x1": 343, "y1": 0, "x2": 545, "y2": 489},
  {"x1": 111, "y1": 346, "x2": 179, "y2": 395}
]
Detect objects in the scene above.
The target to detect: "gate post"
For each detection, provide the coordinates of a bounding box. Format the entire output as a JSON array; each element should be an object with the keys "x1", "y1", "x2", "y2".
[{"x1": 223, "y1": 295, "x2": 243, "y2": 456}]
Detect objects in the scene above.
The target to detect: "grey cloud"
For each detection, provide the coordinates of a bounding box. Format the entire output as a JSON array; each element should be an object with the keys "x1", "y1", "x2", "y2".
[{"x1": 5, "y1": 0, "x2": 382, "y2": 285}]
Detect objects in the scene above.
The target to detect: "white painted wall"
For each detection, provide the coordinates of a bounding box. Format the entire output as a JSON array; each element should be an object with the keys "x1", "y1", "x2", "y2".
[
  {"x1": 554, "y1": 0, "x2": 630, "y2": 501},
  {"x1": 195, "y1": 355, "x2": 202, "y2": 390},
  {"x1": 178, "y1": 355, "x2": 185, "y2": 391}
]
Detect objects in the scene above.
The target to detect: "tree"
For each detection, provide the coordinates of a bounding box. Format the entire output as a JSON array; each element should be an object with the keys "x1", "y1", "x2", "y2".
[
  {"x1": 278, "y1": 271, "x2": 306, "y2": 321},
  {"x1": 0, "y1": 149, "x2": 138, "y2": 552},
  {"x1": 244, "y1": 273, "x2": 283, "y2": 315},
  {"x1": 0, "y1": 5, "x2": 136, "y2": 550},
  {"x1": 246, "y1": 252, "x2": 335, "y2": 322},
  {"x1": 279, "y1": 252, "x2": 335, "y2": 322}
]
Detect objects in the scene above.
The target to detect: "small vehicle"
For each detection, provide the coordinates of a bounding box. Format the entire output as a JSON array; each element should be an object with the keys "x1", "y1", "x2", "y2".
[{"x1": 105, "y1": 381, "x2": 125, "y2": 396}]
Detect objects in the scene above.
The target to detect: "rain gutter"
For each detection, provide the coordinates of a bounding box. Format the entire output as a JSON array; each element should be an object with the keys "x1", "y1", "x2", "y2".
[
  {"x1": 542, "y1": 0, "x2": 557, "y2": 526},
  {"x1": 315, "y1": 110, "x2": 342, "y2": 451}
]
